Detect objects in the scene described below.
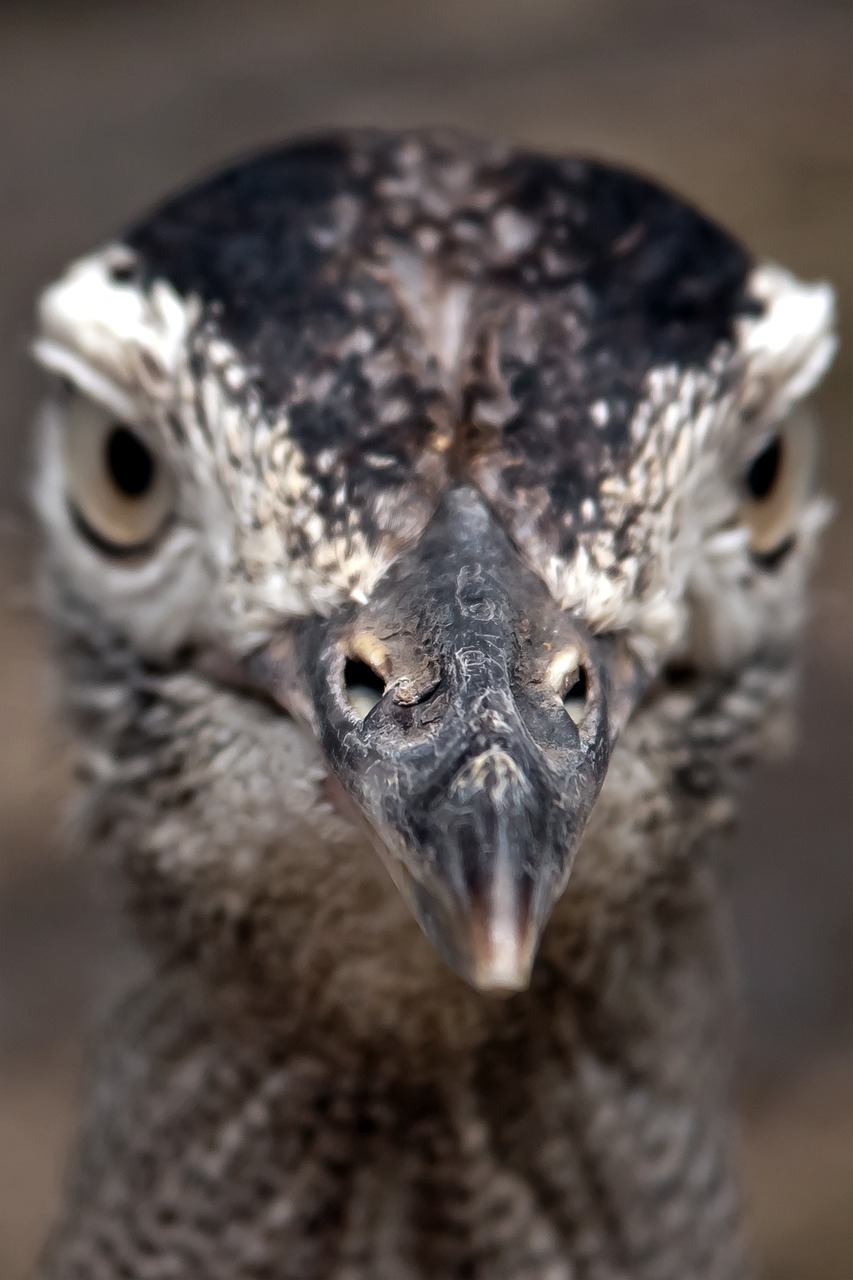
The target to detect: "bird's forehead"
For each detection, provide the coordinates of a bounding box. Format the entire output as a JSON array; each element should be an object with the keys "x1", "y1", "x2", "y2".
[
  {"x1": 119, "y1": 129, "x2": 753, "y2": 442},
  {"x1": 36, "y1": 129, "x2": 835, "y2": 626}
]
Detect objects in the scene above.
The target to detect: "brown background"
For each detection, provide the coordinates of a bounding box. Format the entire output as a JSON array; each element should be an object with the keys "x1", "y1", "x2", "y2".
[{"x1": 0, "y1": 2, "x2": 850, "y2": 1277}]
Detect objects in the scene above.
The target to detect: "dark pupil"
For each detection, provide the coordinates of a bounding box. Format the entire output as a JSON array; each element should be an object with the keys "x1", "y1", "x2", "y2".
[
  {"x1": 745, "y1": 436, "x2": 782, "y2": 500},
  {"x1": 106, "y1": 426, "x2": 154, "y2": 497}
]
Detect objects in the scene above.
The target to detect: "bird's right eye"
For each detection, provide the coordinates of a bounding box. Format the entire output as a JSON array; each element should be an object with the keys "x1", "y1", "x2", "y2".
[
  {"x1": 739, "y1": 409, "x2": 818, "y2": 561},
  {"x1": 61, "y1": 392, "x2": 174, "y2": 556}
]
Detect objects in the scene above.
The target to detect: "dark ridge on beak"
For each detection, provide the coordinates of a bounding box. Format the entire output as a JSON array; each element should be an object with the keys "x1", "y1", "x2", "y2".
[{"x1": 255, "y1": 485, "x2": 647, "y2": 991}]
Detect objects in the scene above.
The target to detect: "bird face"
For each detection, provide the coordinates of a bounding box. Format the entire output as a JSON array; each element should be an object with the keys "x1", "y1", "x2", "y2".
[{"x1": 32, "y1": 132, "x2": 835, "y2": 999}]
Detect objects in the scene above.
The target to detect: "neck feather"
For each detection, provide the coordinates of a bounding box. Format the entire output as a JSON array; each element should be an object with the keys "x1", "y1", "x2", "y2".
[{"x1": 41, "y1": 857, "x2": 750, "y2": 1280}]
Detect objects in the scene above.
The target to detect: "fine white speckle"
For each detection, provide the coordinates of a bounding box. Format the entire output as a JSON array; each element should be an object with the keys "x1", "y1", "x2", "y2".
[{"x1": 590, "y1": 399, "x2": 609, "y2": 427}]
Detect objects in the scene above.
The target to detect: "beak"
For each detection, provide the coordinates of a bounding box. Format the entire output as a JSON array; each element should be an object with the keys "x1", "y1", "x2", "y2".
[{"x1": 253, "y1": 487, "x2": 647, "y2": 994}]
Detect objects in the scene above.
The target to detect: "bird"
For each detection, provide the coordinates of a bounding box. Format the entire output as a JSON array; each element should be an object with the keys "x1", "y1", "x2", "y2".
[{"x1": 29, "y1": 128, "x2": 835, "y2": 1280}]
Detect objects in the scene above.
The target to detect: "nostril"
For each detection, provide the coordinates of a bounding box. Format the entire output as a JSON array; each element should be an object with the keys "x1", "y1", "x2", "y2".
[
  {"x1": 341, "y1": 632, "x2": 391, "y2": 720},
  {"x1": 561, "y1": 665, "x2": 588, "y2": 725},
  {"x1": 546, "y1": 646, "x2": 589, "y2": 726},
  {"x1": 343, "y1": 657, "x2": 387, "y2": 720}
]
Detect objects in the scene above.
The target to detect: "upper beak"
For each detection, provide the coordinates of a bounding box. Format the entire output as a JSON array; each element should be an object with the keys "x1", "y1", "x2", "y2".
[{"x1": 253, "y1": 486, "x2": 647, "y2": 994}]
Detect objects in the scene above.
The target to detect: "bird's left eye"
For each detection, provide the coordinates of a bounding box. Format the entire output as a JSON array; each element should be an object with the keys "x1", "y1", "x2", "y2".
[
  {"x1": 739, "y1": 410, "x2": 818, "y2": 561},
  {"x1": 61, "y1": 392, "x2": 174, "y2": 556}
]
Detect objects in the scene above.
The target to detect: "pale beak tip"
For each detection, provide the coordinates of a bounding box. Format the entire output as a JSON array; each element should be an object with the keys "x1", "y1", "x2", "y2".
[{"x1": 468, "y1": 919, "x2": 538, "y2": 996}]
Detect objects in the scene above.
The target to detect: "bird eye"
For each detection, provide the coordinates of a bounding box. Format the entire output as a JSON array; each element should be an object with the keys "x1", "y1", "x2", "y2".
[
  {"x1": 739, "y1": 411, "x2": 817, "y2": 560},
  {"x1": 61, "y1": 392, "x2": 173, "y2": 555}
]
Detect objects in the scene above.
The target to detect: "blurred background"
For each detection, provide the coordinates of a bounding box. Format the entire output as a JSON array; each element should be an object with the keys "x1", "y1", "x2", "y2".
[{"x1": 0, "y1": 1, "x2": 849, "y2": 1276}]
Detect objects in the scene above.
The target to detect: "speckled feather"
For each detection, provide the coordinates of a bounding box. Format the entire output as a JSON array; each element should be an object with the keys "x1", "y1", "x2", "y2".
[{"x1": 123, "y1": 130, "x2": 752, "y2": 612}]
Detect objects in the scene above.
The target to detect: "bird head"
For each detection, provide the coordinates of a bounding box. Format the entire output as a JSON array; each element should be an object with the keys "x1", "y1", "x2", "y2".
[{"x1": 32, "y1": 131, "x2": 835, "y2": 1004}]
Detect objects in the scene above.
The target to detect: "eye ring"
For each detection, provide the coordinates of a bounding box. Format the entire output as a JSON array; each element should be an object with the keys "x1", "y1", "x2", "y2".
[
  {"x1": 61, "y1": 391, "x2": 174, "y2": 557},
  {"x1": 739, "y1": 410, "x2": 818, "y2": 560}
]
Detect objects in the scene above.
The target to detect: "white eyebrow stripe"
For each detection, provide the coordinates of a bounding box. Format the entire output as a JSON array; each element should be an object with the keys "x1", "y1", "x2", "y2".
[
  {"x1": 35, "y1": 245, "x2": 198, "y2": 405},
  {"x1": 736, "y1": 262, "x2": 837, "y2": 407},
  {"x1": 32, "y1": 338, "x2": 141, "y2": 421}
]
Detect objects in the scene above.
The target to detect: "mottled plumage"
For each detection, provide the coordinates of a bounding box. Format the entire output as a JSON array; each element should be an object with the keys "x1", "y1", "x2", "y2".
[{"x1": 31, "y1": 129, "x2": 834, "y2": 1279}]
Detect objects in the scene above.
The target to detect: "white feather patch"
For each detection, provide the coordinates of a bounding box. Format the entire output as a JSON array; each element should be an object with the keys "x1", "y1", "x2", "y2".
[
  {"x1": 738, "y1": 263, "x2": 837, "y2": 411},
  {"x1": 34, "y1": 245, "x2": 198, "y2": 407}
]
